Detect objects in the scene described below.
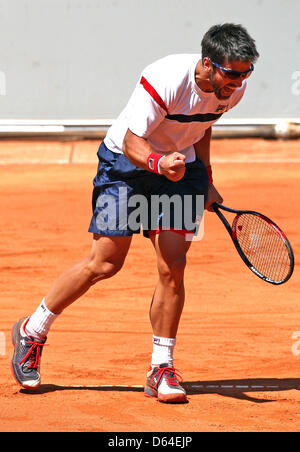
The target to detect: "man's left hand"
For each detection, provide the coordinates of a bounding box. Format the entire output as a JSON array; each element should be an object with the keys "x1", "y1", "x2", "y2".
[{"x1": 205, "y1": 184, "x2": 223, "y2": 211}]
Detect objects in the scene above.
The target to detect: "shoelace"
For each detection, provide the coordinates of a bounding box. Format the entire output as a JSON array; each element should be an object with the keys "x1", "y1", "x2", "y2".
[
  {"x1": 150, "y1": 367, "x2": 183, "y2": 389},
  {"x1": 19, "y1": 339, "x2": 47, "y2": 370}
]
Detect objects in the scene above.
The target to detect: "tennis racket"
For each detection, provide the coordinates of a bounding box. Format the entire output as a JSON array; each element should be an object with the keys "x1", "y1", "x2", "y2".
[{"x1": 212, "y1": 202, "x2": 294, "y2": 285}]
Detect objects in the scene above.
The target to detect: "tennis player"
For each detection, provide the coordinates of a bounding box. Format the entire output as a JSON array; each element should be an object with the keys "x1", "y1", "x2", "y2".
[{"x1": 11, "y1": 23, "x2": 259, "y2": 403}]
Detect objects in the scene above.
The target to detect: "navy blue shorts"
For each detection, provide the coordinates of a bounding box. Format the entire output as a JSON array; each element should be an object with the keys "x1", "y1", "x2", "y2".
[{"x1": 88, "y1": 141, "x2": 209, "y2": 238}]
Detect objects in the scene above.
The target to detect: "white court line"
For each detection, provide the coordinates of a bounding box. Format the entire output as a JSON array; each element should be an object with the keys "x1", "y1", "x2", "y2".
[
  {"x1": 67, "y1": 384, "x2": 289, "y2": 390},
  {"x1": 71, "y1": 384, "x2": 144, "y2": 389},
  {"x1": 69, "y1": 384, "x2": 144, "y2": 389},
  {"x1": 191, "y1": 384, "x2": 277, "y2": 390}
]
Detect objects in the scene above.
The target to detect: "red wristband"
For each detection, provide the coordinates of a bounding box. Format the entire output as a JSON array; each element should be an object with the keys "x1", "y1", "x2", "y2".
[
  {"x1": 206, "y1": 165, "x2": 213, "y2": 184},
  {"x1": 147, "y1": 153, "x2": 163, "y2": 174}
]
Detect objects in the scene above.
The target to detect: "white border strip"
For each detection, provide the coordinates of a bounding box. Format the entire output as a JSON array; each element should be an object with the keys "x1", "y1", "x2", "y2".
[
  {"x1": 0, "y1": 118, "x2": 299, "y2": 126},
  {"x1": 0, "y1": 118, "x2": 299, "y2": 140},
  {"x1": 213, "y1": 159, "x2": 300, "y2": 164}
]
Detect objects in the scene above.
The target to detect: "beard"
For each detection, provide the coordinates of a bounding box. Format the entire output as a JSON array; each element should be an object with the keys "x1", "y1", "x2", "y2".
[
  {"x1": 209, "y1": 73, "x2": 235, "y2": 100},
  {"x1": 213, "y1": 87, "x2": 231, "y2": 100}
]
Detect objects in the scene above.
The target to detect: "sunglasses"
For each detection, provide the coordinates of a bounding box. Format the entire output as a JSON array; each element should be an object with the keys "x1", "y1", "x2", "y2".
[{"x1": 211, "y1": 60, "x2": 254, "y2": 80}]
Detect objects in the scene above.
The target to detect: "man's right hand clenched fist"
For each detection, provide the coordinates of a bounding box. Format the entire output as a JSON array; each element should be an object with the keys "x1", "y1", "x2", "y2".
[{"x1": 159, "y1": 152, "x2": 186, "y2": 182}]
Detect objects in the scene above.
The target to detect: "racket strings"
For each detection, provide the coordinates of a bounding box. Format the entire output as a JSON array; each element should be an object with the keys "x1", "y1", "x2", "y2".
[{"x1": 234, "y1": 214, "x2": 291, "y2": 282}]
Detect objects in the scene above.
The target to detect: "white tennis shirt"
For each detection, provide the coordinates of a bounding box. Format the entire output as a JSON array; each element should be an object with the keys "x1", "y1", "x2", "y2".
[{"x1": 104, "y1": 54, "x2": 247, "y2": 162}]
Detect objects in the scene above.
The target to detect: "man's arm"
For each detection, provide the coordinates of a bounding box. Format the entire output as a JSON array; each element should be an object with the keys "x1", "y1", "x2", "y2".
[
  {"x1": 193, "y1": 127, "x2": 223, "y2": 210},
  {"x1": 123, "y1": 128, "x2": 186, "y2": 182},
  {"x1": 193, "y1": 127, "x2": 212, "y2": 166}
]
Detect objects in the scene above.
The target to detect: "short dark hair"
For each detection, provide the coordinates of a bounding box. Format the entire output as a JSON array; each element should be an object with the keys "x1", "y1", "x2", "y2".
[{"x1": 201, "y1": 23, "x2": 259, "y2": 65}]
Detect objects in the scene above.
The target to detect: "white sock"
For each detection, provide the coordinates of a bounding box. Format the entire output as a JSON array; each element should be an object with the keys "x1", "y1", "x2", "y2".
[
  {"x1": 25, "y1": 299, "x2": 59, "y2": 339},
  {"x1": 151, "y1": 335, "x2": 176, "y2": 368}
]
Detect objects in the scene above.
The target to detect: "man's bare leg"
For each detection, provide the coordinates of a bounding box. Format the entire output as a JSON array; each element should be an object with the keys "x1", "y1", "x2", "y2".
[
  {"x1": 144, "y1": 231, "x2": 191, "y2": 402},
  {"x1": 11, "y1": 234, "x2": 132, "y2": 389},
  {"x1": 150, "y1": 231, "x2": 191, "y2": 338},
  {"x1": 45, "y1": 234, "x2": 132, "y2": 314}
]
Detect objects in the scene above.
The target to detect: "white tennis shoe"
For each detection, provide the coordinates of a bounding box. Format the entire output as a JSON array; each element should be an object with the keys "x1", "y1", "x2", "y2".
[{"x1": 144, "y1": 363, "x2": 187, "y2": 403}]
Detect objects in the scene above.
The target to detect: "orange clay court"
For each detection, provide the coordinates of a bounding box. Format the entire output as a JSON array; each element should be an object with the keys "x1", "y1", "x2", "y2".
[{"x1": 0, "y1": 137, "x2": 299, "y2": 432}]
